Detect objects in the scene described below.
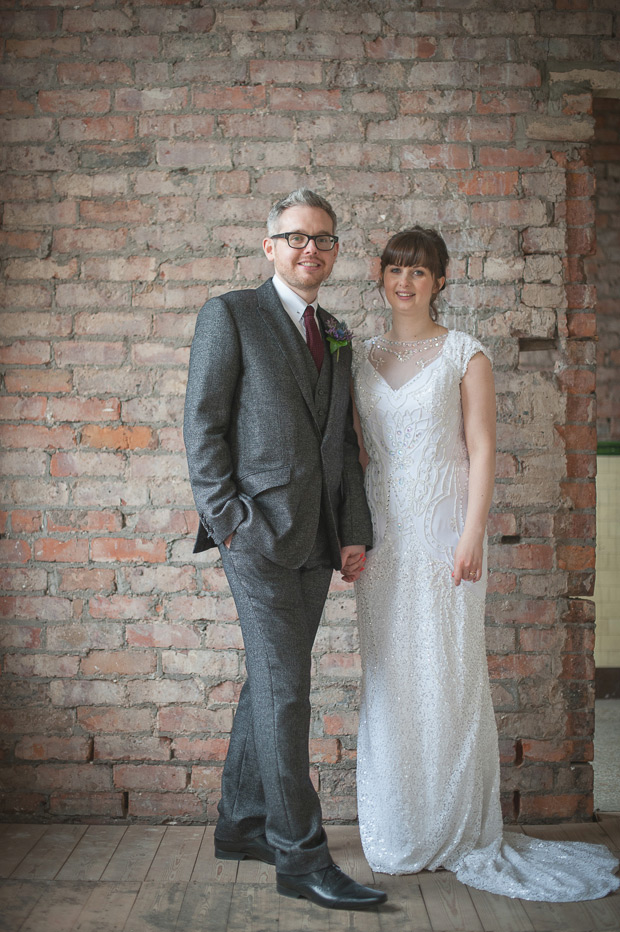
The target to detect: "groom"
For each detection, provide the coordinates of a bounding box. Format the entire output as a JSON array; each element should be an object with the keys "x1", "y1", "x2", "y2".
[{"x1": 183, "y1": 189, "x2": 386, "y2": 910}]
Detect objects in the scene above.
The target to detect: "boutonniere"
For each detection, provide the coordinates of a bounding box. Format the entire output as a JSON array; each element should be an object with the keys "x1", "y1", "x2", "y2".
[{"x1": 325, "y1": 321, "x2": 354, "y2": 362}]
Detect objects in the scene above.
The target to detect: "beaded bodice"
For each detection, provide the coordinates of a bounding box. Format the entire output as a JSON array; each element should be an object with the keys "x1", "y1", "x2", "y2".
[{"x1": 352, "y1": 330, "x2": 485, "y2": 565}]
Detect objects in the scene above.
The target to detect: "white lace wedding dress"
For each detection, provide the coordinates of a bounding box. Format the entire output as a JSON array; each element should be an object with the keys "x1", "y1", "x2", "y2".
[{"x1": 352, "y1": 329, "x2": 619, "y2": 901}]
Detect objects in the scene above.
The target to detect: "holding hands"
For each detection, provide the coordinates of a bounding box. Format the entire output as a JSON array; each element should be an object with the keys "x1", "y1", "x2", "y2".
[{"x1": 340, "y1": 545, "x2": 366, "y2": 583}]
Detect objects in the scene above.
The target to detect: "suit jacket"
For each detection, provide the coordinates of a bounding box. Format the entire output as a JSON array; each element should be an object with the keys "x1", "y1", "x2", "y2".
[{"x1": 183, "y1": 278, "x2": 372, "y2": 569}]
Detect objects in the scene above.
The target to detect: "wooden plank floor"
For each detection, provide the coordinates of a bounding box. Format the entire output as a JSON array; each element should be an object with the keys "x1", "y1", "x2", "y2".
[{"x1": 0, "y1": 817, "x2": 618, "y2": 932}]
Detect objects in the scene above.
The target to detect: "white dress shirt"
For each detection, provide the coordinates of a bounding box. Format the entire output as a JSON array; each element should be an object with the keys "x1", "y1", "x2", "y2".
[{"x1": 272, "y1": 274, "x2": 318, "y2": 340}]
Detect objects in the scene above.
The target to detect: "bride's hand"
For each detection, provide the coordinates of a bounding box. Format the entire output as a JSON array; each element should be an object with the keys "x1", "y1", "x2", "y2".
[{"x1": 452, "y1": 532, "x2": 483, "y2": 586}]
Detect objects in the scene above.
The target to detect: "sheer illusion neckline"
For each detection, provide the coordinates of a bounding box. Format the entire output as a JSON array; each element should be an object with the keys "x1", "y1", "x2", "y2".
[{"x1": 366, "y1": 330, "x2": 450, "y2": 393}]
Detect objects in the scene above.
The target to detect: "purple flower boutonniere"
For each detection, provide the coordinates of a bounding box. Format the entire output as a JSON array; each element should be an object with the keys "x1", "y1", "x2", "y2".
[{"x1": 325, "y1": 321, "x2": 354, "y2": 362}]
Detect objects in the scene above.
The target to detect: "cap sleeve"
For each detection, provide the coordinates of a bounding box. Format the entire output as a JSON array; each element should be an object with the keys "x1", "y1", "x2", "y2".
[{"x1": 446, "y1": 331, "x2": 493, "y2": 379}]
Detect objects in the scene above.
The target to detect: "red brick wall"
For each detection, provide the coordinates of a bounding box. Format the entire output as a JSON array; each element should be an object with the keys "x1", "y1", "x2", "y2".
[
  {"x1": 1, "y1": 2, "x2": 618, "y2": 824},
  {"x1": 587, "y1": 97, "x2": 620, "y2": 443}
]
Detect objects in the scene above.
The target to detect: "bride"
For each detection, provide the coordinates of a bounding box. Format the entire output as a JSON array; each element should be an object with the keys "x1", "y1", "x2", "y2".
[{"x1": 351, "y1": 226, "x2": 619, "y2": 901}]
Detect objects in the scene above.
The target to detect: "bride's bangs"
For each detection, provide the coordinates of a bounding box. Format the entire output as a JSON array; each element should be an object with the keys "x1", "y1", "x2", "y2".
[{"x1": 381, "y1": 231, "x2": 444, "y2": 281}]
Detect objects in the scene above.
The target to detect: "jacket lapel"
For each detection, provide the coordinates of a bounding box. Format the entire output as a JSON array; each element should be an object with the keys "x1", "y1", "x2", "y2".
[
  {"x1": 255, "y1": 280, "x2": 319, "y2": 424},
  {"x1": 317, "y1": 305, "x2": 349, "y2": 425}
]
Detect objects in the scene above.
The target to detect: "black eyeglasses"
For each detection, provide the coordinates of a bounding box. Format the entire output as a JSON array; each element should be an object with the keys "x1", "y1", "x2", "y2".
[{"x1": 270, "y1": 232, "x2": 339, "y2": 251}]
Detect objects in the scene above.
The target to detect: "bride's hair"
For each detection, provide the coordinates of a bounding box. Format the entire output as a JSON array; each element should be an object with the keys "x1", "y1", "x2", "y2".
[{"x1": 379, "y1": 227, "x2": 449, "y2": 321}]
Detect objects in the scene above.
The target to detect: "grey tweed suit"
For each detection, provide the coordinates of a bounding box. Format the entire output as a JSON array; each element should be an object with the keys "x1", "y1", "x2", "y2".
[{"x1": 184, "y1": 278, "x2": 372, "y2": 874}]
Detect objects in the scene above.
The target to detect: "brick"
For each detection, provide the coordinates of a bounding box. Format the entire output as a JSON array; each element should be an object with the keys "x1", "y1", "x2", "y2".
[
  {"x1": 4, "y1": 369, "x2": 72, "y2": 394},
  {"x1": 0, "y1": 398, "x2": 47, "y2": 422},
  {"x1": 480, "y1": 64, "x2": 541, "y2": 87},
  {"x1": 79, "y1": 200, "x2": 152, "y2": 224},
  {"x1": 54, "y1": 228, "x2": 127, "y2": 254},
  {"x1": 128, "y1": 679, "x2": 202, "y2": 705},
  {"x1": 161, "y1": 650, "x2": 238, "y2": 679},
  {"x1": 452, "y1": 171, "x2": 519, "y2": 196},
  {"x1": 130, "y1": 509, "x2": 194, "y2": 535},
  {"x1": 80, "y1": 651, "x2": 156, "y2": 676},
  {"x1": 77, "y1": 706, "x2": 155, "y2": 734},
  {"x1": 85, "y1": 35, "x2": 160, "y2": 59},
  {"x1": 191, "y1": 766, "x2": 222, "y2": 791},
  {"x1": 0, "y1": 621, "x2": 42, "y2": 646},
  {"x1": 131, "y1": 344, "x2": 189, "y2": 367},
  {"x1": 0, "y1": 341, "x2": 50, "y2": 366},
  {"x1": 125, "y1": 623, "x2": 201, "y2": 649},
  {"x1": 50, "y1": 679, "x2": 124, "y2": 707},
  {"x1": 309, "y1": 739, "x2": 341, "y2": 764},
  {"x1": 156, "y1": 140, "x2": 232, "y2": 170},
  {"x1": 139, "y1": 114, "x2": 215, "y2": 139},
  {"x1": 367, "y1": 36, "x2": 435, "y2": 59},
  {"x1": 26, "y1": 764, "x2": 113, "y2": 794},
  {"x1": 74, "y1": 312, "x2": 150, "y2": 338},
  {"x1": 0, "y1": 117, "x2": 55, "y2": 144},
  {"x1": 57, "y1": 568, "x2": 116, "y2": 593},
  {"x1": 34, "y1": 539, "x2": 89, "y2": 563},
  {"x1": 401, "y1": 145, "x2": 472, "y2": 170},
  {"x1": 81, "y1": 426, "x2": 155, "y2": 451},
  {"x1": 560, "y1": 481, "x2": 596, "y2": 509},
  {"x1": 14, "y1": 737, "x2": 90, "y2": 762},
  {"x1": 48, "y1": 510, "x2": 122, "y2": 534},
  {"x1": 88, "y1": 595, "x2": 155, "y2": 620},
  {"x1": 49, "y1": 793, "x2": 124, "y2": 818},
  {"x1": 556, "y1": 425, "x2": 596, "y2": 450},
  {"x1": 172, "y1": 738, "x2": 230, "y2": 762},
  {"x1": 0, "y1": 90, "x2": 35, "y2": 115},
  {"x1": 116, "y1": 87, "x2": 188, "y2": 112},
  {"x1": 219, "y1": 112, "x2": 295, "y2": 139},
  {"x1": 323, "y1": 713, "x2": 360, "y2": 736},
  {"x1": 557, "y1": 370, "x2": 595, "y2": 395},
  {"x1": 558, "y1": 545, "x2": 595, "y2": 571},
  {"x1": 158, "y1": 707, "x2": 234, "y2": 734},
  {"x1": 0, "y1": 540, "x2": 31, "y2": 564},
  {"x1": 217, "y1": 9, "x2": 296, "y2": 31},
  {"x1": 1, "y1": 9, "x2": 58, "y2": 35},
  {"x1": 368, "y1": 116, "x2": 439, "y2": 141},
  {"x1": 478, "y1": 147, "x2": 548, "y2": 169},
  {"x1": 128, "y1": 793, "x2": 204, "y2": 820},
  {"x1": 58, "y1": 62, "x2": 132, "y2": 85},
  {"x1": 566, "y1": 226, "x2": 597, "y2": 256},
  {"x1": 540, "y1": 12, "x2": 613, "y2": 36},
  {"x1": 9, "y1": 512, "x2": 43, "y2": 534},
  {"x1": 55, "y1": 341, "x2": 127, "y2": 367},
  {"x1": 172, "y1": 60, "x2": 247, "y2": 86},
  {"x1": 399, "y1": 89, "x2": 472, "y2": 114},
  {"x1": 270, "y1": 88, "x2": 342, "y2": 111},
  {"x1": 48, "y1": 398, "x2": 120, "y2": 423},
  {"x1": 0, "y1": 284, "x2": 53, "y2": 311},
  {"x1": 38, "y1": 89, "x2": 110, "y2": 113},
  {"x1": 527, "y1": 117, "x2": 594, "y2": 143},
  {"x1": 214, "y1": 171, "x2": 251, "y2": 195},
  {"x1": 94, "y1": 737, "x2": 171, "y2": 762},
  {"x1": 59, "y1": 116, "x2": 136, "y2": 143},
  {"x1": 0, "y1": 793, "x2": 47, "y2": 816},
  {"x1": 82, "y1": 256, "x2": 157, "y2": 282},
  {"x1": 137, "y1": 7, "x2": 215, "y2": 34},
  {"x1": 124, "y1": 565, "x2": 196, "y2": 594},
  {"x1": 462, "y1": 12, "x2": 537, "y2": 35}
]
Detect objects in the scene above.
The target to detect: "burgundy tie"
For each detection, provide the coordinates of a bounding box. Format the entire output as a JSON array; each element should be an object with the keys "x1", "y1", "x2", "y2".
[{"x1": 303, "y1": 305, "x2": 324, "y2": 372}]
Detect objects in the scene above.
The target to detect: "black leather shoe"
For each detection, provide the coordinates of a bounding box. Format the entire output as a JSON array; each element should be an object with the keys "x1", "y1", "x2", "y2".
[
  {"x1": 214, "y1": 833, "x2": 276, "y2": 866},
  {"x1": 276, "y1": 863, "x2": 387, "y2": 910}
]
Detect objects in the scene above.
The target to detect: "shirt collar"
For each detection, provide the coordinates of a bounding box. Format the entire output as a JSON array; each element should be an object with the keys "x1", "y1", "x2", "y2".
[{"x1": 272, "y1": 274, "x2": 317, "y2": 320}]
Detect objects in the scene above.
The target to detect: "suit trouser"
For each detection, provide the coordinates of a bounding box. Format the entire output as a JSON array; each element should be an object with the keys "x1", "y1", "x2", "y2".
[{"x1": 216, "y1": 530, "x2": 334, "y2": 875}]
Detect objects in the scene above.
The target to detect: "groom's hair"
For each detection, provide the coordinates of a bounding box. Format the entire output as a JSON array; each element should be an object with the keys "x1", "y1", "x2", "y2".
[{"x1": 267, "y1": 188, "x2": 338, "y2": 235}]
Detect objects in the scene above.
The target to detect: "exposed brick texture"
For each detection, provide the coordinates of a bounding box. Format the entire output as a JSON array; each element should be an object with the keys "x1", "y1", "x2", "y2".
[
  {"x1": 1, "y1": 0, "x2": 618, "y2": 825},
  {"x1": 586, "y1": 97, "x2": 620, "y2": 443}
]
